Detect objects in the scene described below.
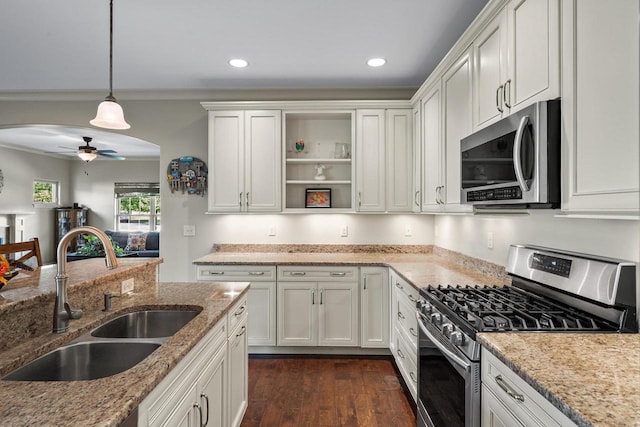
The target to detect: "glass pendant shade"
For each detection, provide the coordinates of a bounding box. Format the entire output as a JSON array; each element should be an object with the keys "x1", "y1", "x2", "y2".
[
  {"x1": 90, "y1": 98, "x2": 131, "y2": 130},
  {"x1": 78, "y1": 151, "x2": 98, "y2": 162}
]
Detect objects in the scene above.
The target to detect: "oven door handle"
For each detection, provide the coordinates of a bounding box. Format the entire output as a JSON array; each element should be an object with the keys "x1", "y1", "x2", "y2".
[
  {"x1": 416, "y1": 311, "x2": 471, "y2": 373},
  {"x1": 513, "y1": 115, "x2": 531, "y2": 192}
]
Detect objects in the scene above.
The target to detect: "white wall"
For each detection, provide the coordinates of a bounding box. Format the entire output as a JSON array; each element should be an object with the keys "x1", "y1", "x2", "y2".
[
  {"x1": 70, "y1": 160, "x2": 160, "y2": 231},
  {"x1": 435, "y1": 211, "x2": 639, "y2": 264},
  {"x1": 0, "y1": 146, "x2": 72, "y2": 263}
]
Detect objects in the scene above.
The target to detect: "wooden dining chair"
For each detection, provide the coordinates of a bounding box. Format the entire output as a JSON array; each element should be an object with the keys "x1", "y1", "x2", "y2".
[{"x1": 0, "y1": 238, "x2": 43, "y2": 267}]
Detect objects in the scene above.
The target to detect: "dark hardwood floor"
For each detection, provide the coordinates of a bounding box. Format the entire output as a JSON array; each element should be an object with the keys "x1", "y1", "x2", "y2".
[{"x1": 241, "y1": 356, "x2": 416, "y2": 427}]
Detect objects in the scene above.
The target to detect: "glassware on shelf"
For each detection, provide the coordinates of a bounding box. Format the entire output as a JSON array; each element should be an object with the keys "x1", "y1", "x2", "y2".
[{"x1": 334, "y1": 142, "x2": 349, "y2": 159}]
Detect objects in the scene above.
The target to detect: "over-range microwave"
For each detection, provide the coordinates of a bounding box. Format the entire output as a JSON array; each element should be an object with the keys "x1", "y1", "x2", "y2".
[{"x1": 460, "y1": 99, "x2": 561, "y2": 208}]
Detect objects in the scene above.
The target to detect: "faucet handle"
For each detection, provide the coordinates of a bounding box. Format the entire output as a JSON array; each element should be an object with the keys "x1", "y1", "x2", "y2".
[{"x1": 63, "y1": 302, "x2": 83, "y2": 320}]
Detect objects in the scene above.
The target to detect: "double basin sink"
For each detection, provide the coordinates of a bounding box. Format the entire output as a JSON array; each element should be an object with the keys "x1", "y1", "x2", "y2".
[{"x1": 3, "y1": 309, "x2": 200, "y2": 381}]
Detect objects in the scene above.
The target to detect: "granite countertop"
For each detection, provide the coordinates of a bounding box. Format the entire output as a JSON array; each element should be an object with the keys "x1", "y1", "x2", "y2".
[
  {"x1": 0, "y1": 257, "x2": 249, "y2": 427},
  {"x1": 478, "y1": 333, "x2": 640, "y2": 427}
]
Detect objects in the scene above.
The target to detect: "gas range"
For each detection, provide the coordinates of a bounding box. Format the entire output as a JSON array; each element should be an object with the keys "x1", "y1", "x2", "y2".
[{"x1": 418, "y1": 245, "x2": 638, "y2": 361}]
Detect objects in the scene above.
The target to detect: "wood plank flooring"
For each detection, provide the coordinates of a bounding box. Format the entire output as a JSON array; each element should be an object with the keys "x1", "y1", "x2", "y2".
[{"x1": 241, "y1": 356, "x2": 416, "y2": 427}]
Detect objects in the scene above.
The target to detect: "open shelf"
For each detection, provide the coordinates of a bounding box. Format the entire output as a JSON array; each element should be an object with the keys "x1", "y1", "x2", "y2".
[
  {"x1": 286, "y1": 158, "x2": 351, "y2": 164},
  {"x1": 286, "y1": 180, "x2": 351, "y2": 185}
]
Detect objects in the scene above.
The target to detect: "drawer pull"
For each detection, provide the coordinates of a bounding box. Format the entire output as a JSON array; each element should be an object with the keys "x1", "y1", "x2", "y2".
[
  {"x1": 408, "y1": 294, "x2": 418, "y2": 303},
  {"x1": 290, "y1": 272, "x2": 306, "y2": 276},
  {"x1": 409, "y1": 327, "x2": 418, "y2": 337},
  {"x1": 398, "y1": 311, "x2": 405, "y2": 320},
  {"x1": 395, "y1": 282, "x2": 403, "y2": 290},
  {"x1": 330, "y1": 272, "x2": 346, "y2": 277},
  {"x1": 409, "y1": 372, "x2": 417, "y2": 383},
  {"x1": 236, "y1": 325, "x2": 246, "y2": 337},
  {"x1": 249, "y1": 271, "x2": 265, "y2": 276},
  {"x1": 495, "y1": 375, "x2": 525, "y2": 402},
  {"x1": 204, "y1": 271, "x2": 224, "y2": 276},
  {"x1": 397, "y1": 348, "x2": 405, "y2": 359},
  {"x1": 234, "y1": 305, "x2": 246, "y2": 316}
]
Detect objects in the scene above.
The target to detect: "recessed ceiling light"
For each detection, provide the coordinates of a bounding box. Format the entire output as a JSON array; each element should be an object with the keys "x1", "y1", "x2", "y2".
[
  {"x1": 229, "y1": 58, "x2": 249, "y2": 68},
  {"x1": 367, "y1": 58, "x2": 386, "y2": 67}
]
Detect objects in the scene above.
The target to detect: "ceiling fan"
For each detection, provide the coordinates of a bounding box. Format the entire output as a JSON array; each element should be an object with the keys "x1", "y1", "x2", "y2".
[{"x1": 57, "y1": 136, "x2": 126, "y2": 162}]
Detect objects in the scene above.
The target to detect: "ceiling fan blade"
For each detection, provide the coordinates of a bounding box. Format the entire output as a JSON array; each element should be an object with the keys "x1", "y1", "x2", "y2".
[
  {"x1": 98, "y1": 152, "x2": 126, "y2": 160},
  {"x1": 97, "y1": 149, "x2": 118, "y2": 154}
]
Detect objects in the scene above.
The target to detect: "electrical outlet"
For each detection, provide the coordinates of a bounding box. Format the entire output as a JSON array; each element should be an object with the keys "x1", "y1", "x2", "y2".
[
  {"x1": 121, "y1": 278, "x2": 134, "y2": 294},
  {"x1": 183, "y1": 225, "x2": 196, "y2": 236},
  {"x1": 268, "y1": 225, "x2": 276, "y2": 236},
  {"x1": 340, "y1": 225, "x2": 348, "y2": 237},
  {"x1": 487, "y1": 232, "x2": 494, "y2": 249},
  {"x1": 404, "y1": 224, "x2": 412, "y2": 237}
]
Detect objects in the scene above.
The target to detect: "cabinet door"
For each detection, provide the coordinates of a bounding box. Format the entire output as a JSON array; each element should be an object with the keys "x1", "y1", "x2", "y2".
[
  {"x1": 277, "y1": 282, "x2": 316, "y2": 346},
  {"x1": 244, "y1": 110, "x2": 282, "y2": 212},
  {"x1": 386, "y1": 109, "x2": 413, "y2": 212},
  {"x1": 208, "y1": 111, "x2": 244, "y2": 212},
  {"x1": 421, "y1": 83, "x2": 444, "y2": 212},
  {"x1": 412, "y1": 105, "x2": 422, "y2": 213},
  {"x1": 160, "y1": 383, "x2": 197, "y2": 427},
  {"x1": 473, "y1": 10, "x2": 508, "y2": 129},
  {"x1": 561, "y1": 0, "x2": 639, "y2": 214},
  {"x1": 356, "y1": 109, "x2": 386, "y2": 212},
  {"x1": 247, "y1": 282, "x2": 276, "y2": 346},
  {"x1": 482, "y1": 386, "x2": 526, "y2": 427},
  {"x1": 198, "y1": 345, "x2": 227, "y2": 427},
  {"x1": 360, "y1": 267, "x2": 389, "y2": 348},
  {"x1": 228, "y1": 317, "x2": 248, "y2": 427},
  {"x1": 506, "y1": 0, "x2": 560, "y2": 111},
  {"x1": 317, "y1": 281, "x2": 359, "y2": 346},
  {"x1": 442, "y1": 49, "x2": 474, "y2": 211}
]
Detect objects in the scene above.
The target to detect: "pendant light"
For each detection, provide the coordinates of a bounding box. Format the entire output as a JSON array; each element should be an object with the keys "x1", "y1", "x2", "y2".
[{"x1": 90, "y1": 0, "x2": 130, "y2": 130}]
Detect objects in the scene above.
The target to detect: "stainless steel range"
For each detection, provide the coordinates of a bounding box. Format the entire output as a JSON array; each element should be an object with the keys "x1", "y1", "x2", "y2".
[{"x1": 416, "y1": 244, "x2": 638, "y2": 427}]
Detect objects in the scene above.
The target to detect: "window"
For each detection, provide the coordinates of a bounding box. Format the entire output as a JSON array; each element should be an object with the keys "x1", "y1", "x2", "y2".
[
  {"x1": 114, "y1": 183, "x2": 160, "y2": 232},
  {"x1": 33, "y1": 180, "x2": 59, "y2": 206}
]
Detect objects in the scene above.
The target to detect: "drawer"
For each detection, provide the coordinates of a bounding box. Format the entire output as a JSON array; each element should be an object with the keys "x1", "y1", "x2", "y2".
[
  {"x1": 394, "y1": 329, "x2": 418, "y2": 401},
  {"x1": 227, "y1": 296, "x2": 248, "y2": 337},
  {"x1": 196, "y1": 265, "x2": 276, "y2": 281},
  {"x1": 395, "y1": 292, "x2": 418, "y2": 352},
  {"x1": 482, "y1": 349, "x2": 574, "y2": 427},
  {"x1": 390, "y1": 272, "x2": 420, "y2": 304},
  {"x1": 278, "y1": 265, "x2": 358, "y2": 282}
]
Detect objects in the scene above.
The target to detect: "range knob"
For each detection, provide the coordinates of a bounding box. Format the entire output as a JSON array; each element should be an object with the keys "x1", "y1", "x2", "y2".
[
  {"x1": 422, "y1": 302, "x2": 433, "y2": 315},
  {"x1": 450, "y1": 331, "x2": 465, "y2": 346},
  {"x1": 430, "y1": 312, "x2": 442, "y2": 325},
  {"x1": 442, "y1": 323, "x2": 454, "y2": 338}
]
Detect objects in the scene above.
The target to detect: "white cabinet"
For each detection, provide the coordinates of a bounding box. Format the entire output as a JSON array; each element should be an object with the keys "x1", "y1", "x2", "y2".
[
  {"x1": 442, "y1": 49, "x2": 474, "y2": 212},
  {"x1": 207, "y1": 110, "x2": 281, "y2": 212},
  {"x1": 482, "y1": 348, "x2": 575, "y2": 427},
  {"x1": 420, "y1": 82, "x2": 444, "y2": 212},
  {"x1": 360, "y1": 267, "x2": 389, "y2": 348},
  {"x1": 412, "y1": 105, "x2": 422, "y2": 213},
  {"x1": 356, "y1": 109, "x2": 386, "y2": 212},
  {"x1": 228, "y1": 305, "x2": 248, "y2": 427},
  {"x1": 561, "y1": 0, "x2": 639, "y2": 215},
  {"x1": 386, "y1": 109, "x2": 414, "y2": 212},
  {"x1": 284, "y1": 111, "x2": 355, "y2": 211},
  {"x1": 277, "y1": 266, "x2": 359, "y2": 347},
  {"x1": 473, "y1": 0, "x2": 560, "y2": 130},
  {"x1": 138, "y1": 316, "x2": 228, "y2": 426},
  {"x1": 196, "y1": 265, "x2": 277, "y2": 347},
  {"x1": 389, "y1": 270, "x2": 419, "y2": 401}
]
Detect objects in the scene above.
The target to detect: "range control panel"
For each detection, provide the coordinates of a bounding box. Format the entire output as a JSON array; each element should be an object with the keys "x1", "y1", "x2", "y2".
[{"x1": 531, "y1": 253, "x2": 572, "y2": 278}]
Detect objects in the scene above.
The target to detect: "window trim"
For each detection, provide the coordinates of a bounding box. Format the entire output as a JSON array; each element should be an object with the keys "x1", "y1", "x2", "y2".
[{"x1": 114, "y1": 183, "x2": 160, "y2": 232}]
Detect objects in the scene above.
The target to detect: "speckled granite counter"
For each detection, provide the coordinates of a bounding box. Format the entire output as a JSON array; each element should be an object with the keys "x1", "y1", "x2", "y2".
[
  {"x1": 478, "y1": 333, "x2": 640, "y2": 427},
  {"x1": 0, "y1": 258, "x2": 249, "y2": 427}
]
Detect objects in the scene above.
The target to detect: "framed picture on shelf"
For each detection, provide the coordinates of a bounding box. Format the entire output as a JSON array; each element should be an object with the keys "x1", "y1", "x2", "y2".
[{"x1": 305, "y1": 188, "x2": 331, "y2": 208}]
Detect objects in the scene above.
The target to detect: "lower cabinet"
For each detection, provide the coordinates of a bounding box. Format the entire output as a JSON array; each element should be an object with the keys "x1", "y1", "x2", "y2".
[
  {"x1": 228, "y1": 307, "x2": 248, "y2": 427},
  {"x1": 481, "y1": 348, "x2": 575, "y2": 427},
  {"x1": 277, "y1": 266, "x2": 359, "y2": 347},
  {"x1": 360, "y1": 267, "x2": 389, "y2": 348}
]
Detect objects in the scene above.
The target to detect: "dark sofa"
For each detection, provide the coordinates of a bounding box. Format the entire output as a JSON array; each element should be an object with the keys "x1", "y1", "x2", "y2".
[{"x1": 105, "y1": 230, "x2": 160, "y2": 257}]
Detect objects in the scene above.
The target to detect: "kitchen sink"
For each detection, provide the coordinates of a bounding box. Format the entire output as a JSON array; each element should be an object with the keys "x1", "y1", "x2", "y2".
[
  {"x1": 91, "y1": 309, "x2": 200, "y2": 339},
  {"x1": 2, "y1": 342, "x2": 160, "y2": 381}
]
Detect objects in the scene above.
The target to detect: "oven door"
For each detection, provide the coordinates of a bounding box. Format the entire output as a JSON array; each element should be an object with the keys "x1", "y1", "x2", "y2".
[{"x1": 416, "y1": 312, "x2": 480, "y2": 427}]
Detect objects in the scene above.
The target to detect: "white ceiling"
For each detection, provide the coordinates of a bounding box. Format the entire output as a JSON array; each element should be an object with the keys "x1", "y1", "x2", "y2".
[{"x1": 0, "y1": 0, "x2": 488, "y2": 158}]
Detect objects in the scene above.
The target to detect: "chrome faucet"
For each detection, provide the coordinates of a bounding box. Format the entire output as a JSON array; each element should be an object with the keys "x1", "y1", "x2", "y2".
[{"x1": 53, "y1": 226, "x2": 118, "y2": 333}]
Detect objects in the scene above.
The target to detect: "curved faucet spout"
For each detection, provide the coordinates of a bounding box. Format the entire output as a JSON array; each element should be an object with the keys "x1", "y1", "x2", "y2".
[{"x1": 53, "y1": 226, "x2": 119, "y2": 333}]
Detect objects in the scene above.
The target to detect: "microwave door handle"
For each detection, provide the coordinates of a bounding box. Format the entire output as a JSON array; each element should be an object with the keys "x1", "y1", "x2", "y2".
[
  {"x1": 416, "y1": 311, "x2": 471, "y2": 372},
  {"x1": 513, "y1": 115, "x2": 531, "y2": 192}
]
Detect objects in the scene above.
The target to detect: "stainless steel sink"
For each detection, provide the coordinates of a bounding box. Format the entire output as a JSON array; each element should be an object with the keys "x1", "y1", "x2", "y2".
[
  {"x1": 2, "y1": 342, "x2": 160, "y2": 381},
  {"x1": 91, "y1": 309, "x2": 200, "y2": 339}
]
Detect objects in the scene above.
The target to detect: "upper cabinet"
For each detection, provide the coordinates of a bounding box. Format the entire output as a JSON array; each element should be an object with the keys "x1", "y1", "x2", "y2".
[
  {"x1": 356, "y1": 110, "x2": 386, "y2": 212},
  {"x1": 560, "y1": 0, "x2": 639, "y2": 215},
  {"x1": 420, "y1": 83, "x2": 444, "y2": 213},
  {"x1": 473, "y1": 0, "x2": 560, "y2": 130},
  {"x1": 386, "y1": 109, "x2": 414, "y2": 212},
  {"x1": 207, "y1": 110, "x2": 281, "y2": 213}
]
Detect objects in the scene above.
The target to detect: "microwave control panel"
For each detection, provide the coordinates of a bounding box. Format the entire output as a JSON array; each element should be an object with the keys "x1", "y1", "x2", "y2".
[{"x1": 466, "y1": 186, "x2": 522, "y2": 202}]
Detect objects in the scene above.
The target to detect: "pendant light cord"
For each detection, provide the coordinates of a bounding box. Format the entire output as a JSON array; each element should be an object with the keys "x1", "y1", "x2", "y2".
[{"x1": 108, "y1": 0, "x2": 114, "y2": 100}]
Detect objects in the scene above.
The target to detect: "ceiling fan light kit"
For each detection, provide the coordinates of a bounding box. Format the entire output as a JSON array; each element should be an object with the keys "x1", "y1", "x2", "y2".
[
  {"x1": 78, "y1": 150, "x2": 98, "y2": 162},
  {"x1": 90, "y1": 0, "x2": 130, "y2": 130}
]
